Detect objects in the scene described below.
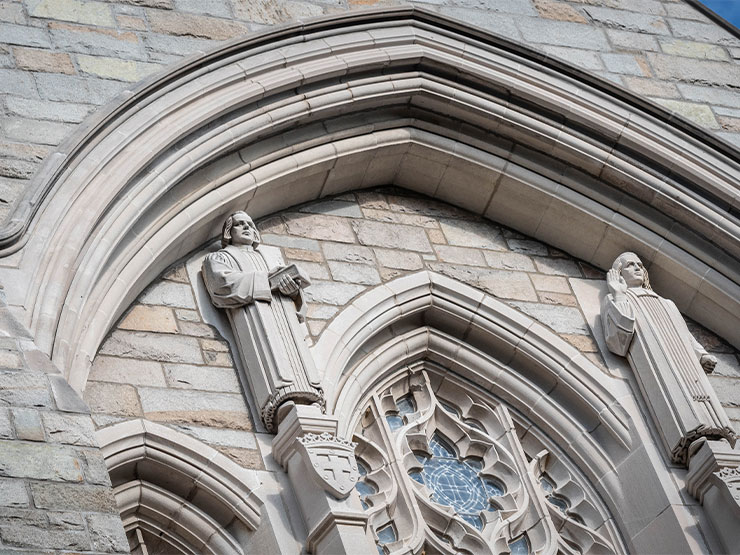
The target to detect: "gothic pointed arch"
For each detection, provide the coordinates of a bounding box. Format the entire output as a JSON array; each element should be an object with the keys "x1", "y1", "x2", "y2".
[
  {"x1": 96, "y1": 419, "x2": 266, "y2": 555},
  {"x1": 0, "y1": 8, "x2": 735, "y2": 393},
  {"x1": 314, "y1": 271, "x2": 634, "y2": 552}
]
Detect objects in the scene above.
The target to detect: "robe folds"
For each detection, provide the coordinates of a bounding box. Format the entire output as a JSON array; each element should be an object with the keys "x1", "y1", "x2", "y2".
[
  {"x1": 202, "y1": 244, "x2": 322, "y2": 431},
  {"x1": 603, "y1": 286, "x2": 735, "y2": 465}
]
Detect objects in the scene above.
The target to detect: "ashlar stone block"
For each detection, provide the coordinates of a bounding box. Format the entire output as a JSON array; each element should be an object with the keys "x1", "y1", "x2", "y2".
[{"x1": 352, "y1": 220, "x2": 433, "y2": 252}]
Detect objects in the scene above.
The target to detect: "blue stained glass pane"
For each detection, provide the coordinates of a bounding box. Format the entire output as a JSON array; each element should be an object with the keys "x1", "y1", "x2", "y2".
[
  {"x1": 409, "y1": 470, "x2": 424, "y2": 484},
  {"x1": 484, "y1": 479, "x2": 505, "y2": 497},
  {"x1": 414, "y1": 452, "x2": 429, "y2": 463},
  {"x1": 548, "y1": 495, "x2": 569, "y2": 512},
  {"x1": 465, "y1": 419, "x2": 485, "y2": 432},
  {"x1": 376, "y1": 546, "x2": 385, "y2": 555},
  {"x1": 358, "y1": 462, "x2": 368, "y2": 477},
  {"x1": 386, "y1": 414, "x2": 404, "y2": 431},
  {"x1": 377, "y1": 525, "x2": 397, "y2": 544},
  {"x1": 460, "y1": 513, "x2": 483, "y2": 530},
  {"x1": 429, "y1": 434, "x2": 456, "y2": 457},
  {"x1": 396, "y1": 396, "x2": 415, "y2": 415},
  {"x1": 356, "y1": 481, "x2": 376, "y2": 497},
  {"x1": 540, "y1": 476, "x2": 554, "y2": 493},
  {"x1": 361, "y1": 499, "x2": 369, "y2": 510},
  {"x1": 509, "y1": 536, "x2": 529, "y2": 555},
  {"x1": 439, "y1": 401, "x2": 459, "y2": 416}
]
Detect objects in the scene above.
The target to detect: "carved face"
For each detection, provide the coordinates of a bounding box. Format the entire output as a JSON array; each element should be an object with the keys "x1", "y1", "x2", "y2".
[
  {"x1": 229, "y1": 213, "x2": 259, "y2": 246},
  {"x1": 619, "y1": 253, "x2": 645, "y2": 287}
]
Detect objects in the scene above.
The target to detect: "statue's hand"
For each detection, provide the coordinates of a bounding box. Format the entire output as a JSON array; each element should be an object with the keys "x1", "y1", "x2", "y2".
[
  {"x1": 277, "y1": 274, "x2": 300, "y2": 297},
  {"x1": 700, "y1": 353, "x2": 718, "y2": 373},
  {"x1": 607, "y1": 268, "x2": 628, "y2": 298}
]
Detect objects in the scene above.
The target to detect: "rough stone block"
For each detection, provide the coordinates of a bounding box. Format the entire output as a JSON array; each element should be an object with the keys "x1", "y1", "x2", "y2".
[
  {"x1": 541, "y1": 45, "x2": 604, "y2": 71},
  {"x1": 0, "y1": 478, "x2": 29, "y2": 508},
  {"x1": 0, "y1": 371, "x2": 52, "y2": 408},
  {"x1": 31, "y1": 483, "x2": 117, "y2": 512},
  {"x1": 0, "y1": 524, "x2": 91, "y2": 550},
  {"x1": 11, "y1": 408, "x2": 44, "y2": 441},
  {"x1": 322, "y1": 242, "x2": 373, "y2": 264},
  {"x1": 116, "y1": 13, "x2": 147, "y2": 30},
  {"x1": 0, "y1": 22, "x2": 51, "y2": 48},
  {"x1": 0, "y1": 408, "x2": 12, "y2": 439},
  {"x1": 605, "y1": 29, "x2": 659, "y2": 51},
  {"x1": 0, "y1": 3, "x2": 25, "y2": 24},
  {"x1": 601, "y1": 53, "x2": 644, "y2": 75},
  {"x1": 440, "y1": 219, "x2": 505, "y2": 251},
  {"x1": 13, "y1": 46, "x2": 75, "y2": 74},
  {"x1": 659, "y1": 39, "x2": 728, "y2": 60},
  {"x1": 5, "y1": 96, "x2": 92, "y2": 124},
  {"x1": 81, "y1": 451, "x2": 112, "y2": 486},
  {"x1": 203, "y1": 350, "x2": 233, "y2": 367},
  {"x1": 303, "y1": 280, "x2": 366, "y2": 305},
  {"x1": 99, "y1": 330, "x2": 203, "y2": 363},
  {"x1": 174, "y1": 423, "x2": 256, "y2": 449},
  {"x1": 119, "y1": 304, "x2": 177, "y2": 333},
  {"x1": 477, "y1": 270, "x2": 538, "y2": 302},
  {"x1": 623, "y1": 77, "x2": 680, "y2": 98},
  {"x1": 328, "y1": 261, "x2": 381, "y2": 285},
  {"x1": 0, "y1": 349, "x2": 23, "y2": 368},
  {"x1": 200, "y1": 338, "x2": 230, "y2": 352},
  {"x1": 2, "y1": 117, "x2": 74, "y2": 146},
  {"x1": 434, "y1": 245, "x2": 486, "y2": 266},
  {"x1": 163, "y1": 363, "x2": 241, "y2": 392},
  {"x1": 35, "y1": 73, "x2": 125, "y2": 104},
  {"x1": 48, "y1": 374, "x2": 89, "y2": 413},
  {"x1": 533, "y1": 257, "x2": 582, "y2": 277},
  {"x1": 0, "y1": 441, "x2": 83, "y2": 482},
  {"x1": 648, "y1": 53, "x2": 740, "y2": 86},
  {"x1": 143, "y1": 32, "x2": 217, "y2": 56},
  {"x1": 533, "y1": 0, "x2": 586, "y2": 23},
  {"x1": 292, "y1": 261, "x2": 329, "y2": 280},
  {"x1": 147, "y1": 9, "x2": 250, "y2": 40},
  {"x1": 215, "y1": 446, "x2": 263, "y2": 469},
  {"x1": 28, "y1": 0, "x2": 115, "y2": 26},
  {"x1": 0, "y1": 69, "x2": 37, "y2": 96},
  {"x1": 77, "y1": 54, "x2": 161, "y2": 82},
  {"x1": 284, "y1": 213, "x2": 356, "y2": 243},
  {"x1": 538, "y1": 291, "x2": 578, "y2": 306},
  {"x1": 86, "y1": 513, "x2": 128, "y2": 553},
  {"x1": 284, "y1": 247, "x2": 323, "y2": 262},
  {"x1": 706, "y1": 375, "x2": 740, "y2": 407},
  {"x1": 261, "y1": 233, "x2": 320, "y2": 251},
  {"x1": 668, "y1": 18, "x2": 740, "y2": 46},
  {"x1": 83, "y1": 381, "x2": 142, "y2": 417},
  {"x1": 41, "y1": 412, "x2": 96, "y2": 446},
  {"x1": 483, "y1": 251, "x2": 535, "y2": 272},
  {"x1": 299, "y1": 200, "x2": 363, "y2": 218},
  {"x1": 653, "y1": 99, "x2": 720, "y2": 128},
  {"x1": 177, "y1": 321, "x2": 219, "y2": 338},
  {"x1": 517, "y1": 17, "x2": 610, "y2": 49},
  {"x1": 361, "y1": 207, "x2": 439, "y2": 228},
  {"x1": 582, "y1": 6, "x2": 669, "y2": 34},
  {"x1": 175, "y1": 308, "x2": 200, "y2": 322},
  {"x1": 509, "y1": 301, "x2": 590, "y2": 334},
  {"x1": 530, "y1": 274, "x2": 571, "y2": 293},
  {"x1": 374, "y1": 248, "x2": 423, "y2": 270},
  {"x1": 49, "y1": 21, "x2": 143, "y2": 57}
]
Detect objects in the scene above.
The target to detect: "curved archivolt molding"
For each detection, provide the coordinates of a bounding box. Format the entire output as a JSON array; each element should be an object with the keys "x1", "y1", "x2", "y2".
[
  {"x1": 96, "y1": 419, "x2": 262, "y2": 554},
  {"x1": 0, "y1": 8, "x2": 737, "y2": 391},
  {"x1": 315, "y1": 271, "x2": 633, "y2": 549}
]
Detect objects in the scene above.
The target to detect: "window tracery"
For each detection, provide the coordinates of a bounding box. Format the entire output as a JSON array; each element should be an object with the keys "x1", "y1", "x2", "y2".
[{"x1": 353, "y1": 367, "x2": 619, "y2": 554}]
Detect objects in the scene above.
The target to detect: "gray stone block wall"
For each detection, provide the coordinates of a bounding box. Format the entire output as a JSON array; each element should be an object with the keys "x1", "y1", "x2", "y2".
[
  {"x1": 0, "y1": 0, "x2": 739, "y2": 223},
  {"x1": 0, "y1": 293, "x2": 127, "y2": 553},
  {"x1": 93, "y1": 188, "x2": 740, "y2": 435}
]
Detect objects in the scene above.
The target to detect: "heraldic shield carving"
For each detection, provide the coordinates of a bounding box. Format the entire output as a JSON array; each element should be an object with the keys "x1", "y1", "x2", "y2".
[{"x1": 297, "y1": 432, "x2": 359, "y2": 499}]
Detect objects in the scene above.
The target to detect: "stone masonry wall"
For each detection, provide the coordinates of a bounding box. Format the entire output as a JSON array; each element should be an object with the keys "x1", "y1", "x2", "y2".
[
  {"x1": 0, "y1": 292, "x2": 127, "y2": 553},
  {"x1": 92, "y1": 187, "x2": 740, "y2": 444},
  {"x1": 1, "y1": 0, "x2": 739, "y2": 223}
]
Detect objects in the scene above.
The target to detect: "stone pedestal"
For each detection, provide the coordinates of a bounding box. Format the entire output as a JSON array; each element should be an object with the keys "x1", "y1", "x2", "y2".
[
  {"x1": 686, "y1": 439, "x2": 740, "y2": 554},
  {"x1": 273, "y1": 404, "x2": 375, "y2": 554}
]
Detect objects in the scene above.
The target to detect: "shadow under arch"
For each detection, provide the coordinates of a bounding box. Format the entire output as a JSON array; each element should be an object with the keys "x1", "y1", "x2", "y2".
[
  {"x1": 96, "y1": 419, "x2": 267, "y2": 555},
  {"x1": 0, "y1": 7, "x2": 736, "y2": 393},
  {"x1": 313, "y1": 271, "x2": 642, "y2": 551}
]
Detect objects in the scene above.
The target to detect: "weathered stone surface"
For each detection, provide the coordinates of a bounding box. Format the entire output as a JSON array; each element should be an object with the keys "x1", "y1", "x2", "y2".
[
  {"x1": 668, "y1": 18, "x2": 740, "y2": 46},
  {"x1": 284, "y1": 247, "x2": 323, "y2": 262},
  {"x1": 86, "y1": 513, "x2": 129, "y2": 553},
  {"x1": 0, "y1": 408, "x2": 12, "y2": 439},
  {"x1": 0, "y1": 478, "x2": 29, "y2": 508},
  {"x1": 606, "y1": 29, "x2": 660, "y2": 52},
  {"x1": 648, "y1": 53, "x2": 740, "y2": 86},
  {"x1": 216, "y1": 445, "x2": 264, "y2": 469},
  {"x1": 49, "y1": 374, "x2": 89, "y2": 413},
  {"x1": 562, "y1": 333, "x2": 599, "y2": 353},
  {"x1": 35, "y1": 73, "x2": 124, "y2": 104},
  {"x1": 538, "y1": 291, "x2": 577, "y2": 306},
  {"x1": 31, "y1": 483, "x2": 117, "y2": 512},
  {"x1": 77, "y1": 54, "x2": 161, "y2": 82},
  {"x1": 374, "y1": 248, "x2": 423, "y2": 270},
  {"x1": 653, "y1": 99, "x2": 719, "y2": 128},
  {"x1": 203, "y1": 350, "x2": 233, "y2": 367},
  {"x1": 0, "y1": 523, "x2": 90, "y2": 550},
  {"x1": 0, "y1": 371, "x2": 52, "y2": 408},
  {"x1": 175, "y1": 308, "x2": 200, "y2": 322},
  {"x1": 542, "y1": 45, "x2": 603, "y2": 71},
  {"x1": 306, "y1": 304, "x2": 339, "y2": 320},
  {"x1": 304, "y1": 280, "x2": 366, "y2": 305},
  {"x1": 163, "y1": 363, "x2": 241, "y2": 392},
  {"x1": 294, "y1": 261, "x2": 329, "y2": 280},
  {"x1": 147, "y1": 9, "x2": 250, "y2": 40},
  {"x1": 13, "y1": 46, "x2": 76, "y2": 74},
  {"x1": 177, "y1": 321, "x2": 219, "y2": 338},
  {"x1": 5, "y1": 97, "x2": 92, "y2": 124},
  {"x1": 361, "y1": 208, "x2": 438, "y2": 228},
  {"x1": 583, "y1": 6, "x2": 669, "y2": 34},
  {"x1": 510, "y1": 301, "x2": 590, "y2": 334},
  {"x1": 328, "y1": 261, "x2": 381, "y2": 285},
  {"x1": 0, "y1": 22, "x2": 51, "y2": 48},
  {"x1": 0, "y1": 441, "x2": 83, "y2": 482},
  {"x1": 28, "y1": 0, "x2": 115, "y2": 26},
  {"x1": 299, "y1": 200, "x2": 363, "y2": 218},
  {"x1": 533, "y1": 0, "x2": 586, "y2": 23},
  {"x1": 531, "y1": 274, "x2": 571, "y2": 293},
  {"x1": 119, "y1": 304, "x2": 177, "y2": 333},
  {"x1": 601, "y1": 53, "x2": 644, "y2": 75},
  {"x1": 49, "y1": 22, "x2": 143, "y2": 58},
  {"x1": 200, "y1": 338, "x2": 230, "y2": 352},
  {"x1": 138, "y1": 386, "x2": 247, "y2": 414},
  {"x1": 435, "y1": 245, "x2": 486, "y2": 266},
  {"x1": 623, "y1": 76, "x2": 680, "y2": 98},
  {"x1": 41, "y1": 413, "x2": 96, "y2": 446},
  {"x1": 99, "y1": 330, "x2": 202, "y2": 363},
  {"x1": 517, "y1": 17, "x2": 610, "y2": 49},
  {"x1": 477, "y1": 270, "x2": 538, "y2": 302},
  {"x1": 284, "y1": 213, "x2": 356, "y2": 243},
  {"x1": 659, "y1": 39, "x2": 728, "y2": 61},
  {"x1": 83, "y1": 381, "x2": 142, "y2": 417},
  {"x1": 261, "y1": 233, "x2": 320, "y2": 251},
  {"x1": 440, "y1": 219, "x2": 505, "y2": 250},
  {"x1": 709, "y1": 354, "x2": 740, "y2": 379},
  {"x1": 2, "y1": 117, "x2": 74, "y2": 146},
  {"x1": 352, "y1": 220, "x2": 433, "y2": 252},
  {"x1": 11, "y1": 407, "x2": 44, "y2": 441},
  {"x1": 173, "y1": 423, "x2": 256, "y2": 449},
  {"x1": 533, "y1": 257, "x2": 582, "y2": 277},
  {"x1": 81, "y1": 451, "x2": 113, "y2": 486},
  {"x1": 323, "y1": 242, "x2": 374, "y2": 264}
]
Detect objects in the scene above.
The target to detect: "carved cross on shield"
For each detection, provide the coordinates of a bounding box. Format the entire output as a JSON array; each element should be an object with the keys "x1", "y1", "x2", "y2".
[{"x1": 297, "y1": 432, "x2": 359, "y2": 499}]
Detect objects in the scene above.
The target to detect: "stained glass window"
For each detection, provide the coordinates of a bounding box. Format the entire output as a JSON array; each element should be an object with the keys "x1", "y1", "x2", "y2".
[{"x1": 413, "y1": 433, "x2": 503, "y2": 530}]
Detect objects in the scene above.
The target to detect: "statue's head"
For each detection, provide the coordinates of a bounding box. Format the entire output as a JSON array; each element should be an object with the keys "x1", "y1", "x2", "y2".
[
  {"x1": 613, "y1": 251, "x2": 650, "y2": 289},
  {"x1": 221, "y1": 211, "x2": 260, "y2": 248}
]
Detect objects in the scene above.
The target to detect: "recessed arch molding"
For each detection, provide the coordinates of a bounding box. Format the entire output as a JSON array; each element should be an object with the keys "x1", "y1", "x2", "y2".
[{"x1": 0, "y1": 7, "x2": 737, "y2": 391}]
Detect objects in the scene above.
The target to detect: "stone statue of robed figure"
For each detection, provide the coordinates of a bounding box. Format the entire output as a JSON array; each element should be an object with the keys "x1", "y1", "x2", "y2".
[
  {"x1": 601, "y1": 252, "x2": 735, "y2": 465},
  {"x1": 202, "y1": 211, "x2": 323, "y2": 432}
]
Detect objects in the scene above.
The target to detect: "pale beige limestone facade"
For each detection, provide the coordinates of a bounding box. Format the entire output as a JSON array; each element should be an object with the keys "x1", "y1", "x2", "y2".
[{"x1": 0, "y1": 2, "x2": 738, "y2": 554}]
